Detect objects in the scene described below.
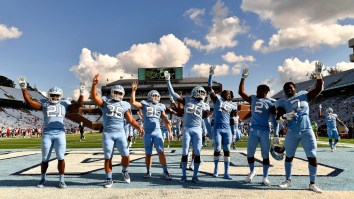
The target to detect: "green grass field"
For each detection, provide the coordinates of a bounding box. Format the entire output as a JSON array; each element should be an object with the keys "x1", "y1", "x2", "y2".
[{"x1": 1, "y1": 131, "x2": 354, "y2": 149}]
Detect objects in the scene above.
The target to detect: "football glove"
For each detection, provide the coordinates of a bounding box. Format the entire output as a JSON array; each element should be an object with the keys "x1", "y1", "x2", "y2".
[
  {"x1": 344, "y1": 126, "x2": 349, "y2": 134},
  {"x1": 241, "y1": 68, "x2": 249, "y2": 79},
  {"x1": 164, "y1": 71, "x2": 170, "y2": 81},
  {"x1": 17, "y1": 76, "x2": 27, "y2": 90},
  {"x1": 169, "y1": 95, "x2": 175, "y2": 104},
  {"x1": 79, "y1": 82, "x2": 86, "y2": 95},
  {"x1": 319, "y1": 104, "x2": 322, "y2": 110},
  {"x1": 314, "y1": 61, "x2": 324, "y2": 79},
  {"x1": 283, "y1": 112, "x2": 297, "y2": 120},
  {"x1": 209, "y1": 65, "x2": 216, "y2": 76}
]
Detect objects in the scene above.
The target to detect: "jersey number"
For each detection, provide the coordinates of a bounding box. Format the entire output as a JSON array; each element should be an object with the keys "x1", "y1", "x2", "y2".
[
  {"x1": 106, "y1": 105, "x2": 124, "y2": 118},
  {"x1": 47, "y1": 105, "x2": 64, "y2": 117},
  {"x1": 146, "y1": 107, "x2": 161, "y2": 118},
  {"x1": 254, "y1": 102, "x2": 263, "y2": 113},
  {"x1": 186, "y1": 103, "x2": 202, "y2": 117}
]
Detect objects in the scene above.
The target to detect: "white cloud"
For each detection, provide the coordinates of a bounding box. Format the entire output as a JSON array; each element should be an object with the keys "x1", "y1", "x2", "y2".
[
  {"x1": 277, "y1": 58, "x2": 318, "y2": 84},
  {"x1": 222, "y1": 52, "x2": 255, "y2": 63},
  {"x1": 184, "y1": 8, "x2": 205, "y2": 25},
  {"x1": 335, "y1": 62, "x2": 354, "y2": 71},
  {"x1": 184, "y1": 0, "x2": 248, "y2": 52},
  {"x1": 0, "y1": 24, "x2": 22, "y2": 41},
  {"x1": 242, "y1": 0, "x2": 354, "y2": 53},
  {"x1": 191, "y1": 63, "x2": 229, "y2": 77},
  {"x1": 70, "y1": 34, "x2": 190, "y2": 98},
  {"x1": 231, "y1": 64, "x2": 242, "y2": 75}
]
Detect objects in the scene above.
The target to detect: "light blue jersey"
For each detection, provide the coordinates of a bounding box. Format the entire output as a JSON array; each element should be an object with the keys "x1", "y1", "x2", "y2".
[
  {"x1": 325, "y1": 113, "x2": 338, "y2": 129},
  {"x1": 250, "y1": 95, "x2": 277, "y2": 131},
  {"x1": 101, "y1": 96, "x2": 131, "y2": 133},
  {"x1": 39, "y1": 99, "x2": 71, "y2": 132},
  {"x1": 183, "y1": 98, "x2": 210, "y2": 128},
  {"x1": 141, "y1": 100, "x2": 165, "y2": 131},
  {"x1": 213, "y1": 94, "x2": 237, "y2": 128},
  {"x1": 275, "y1": 91, "x2": 311, "y2": 132}
]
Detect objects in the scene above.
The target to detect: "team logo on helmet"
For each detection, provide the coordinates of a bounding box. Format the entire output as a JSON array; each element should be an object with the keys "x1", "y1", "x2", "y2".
[
  {"x1": 111, "y1": 85, "x2": 125, "y2": 101},
  {"x1": 47, "y1": 86, "x2": 63, "y2": 104},
  {"x1": 148, "y1": 90, "x2": 160, "y2": 104},
  {"x1": 191, "y1": 86, "x2": 206, "y2": 101},
  {"x1": 270, "y1": 137, "x2": 285, "y2": 161}
]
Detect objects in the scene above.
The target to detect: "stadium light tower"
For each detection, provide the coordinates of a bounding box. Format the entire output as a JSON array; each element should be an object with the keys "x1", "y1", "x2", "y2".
[{"x1": 349, "y1": 38, "x2": 354, "y2": 62}]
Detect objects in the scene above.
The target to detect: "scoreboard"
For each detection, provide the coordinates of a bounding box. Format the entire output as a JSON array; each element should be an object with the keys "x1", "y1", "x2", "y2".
[{"x1": 138, "y1": 67, "x2": 183, "y2": 81}]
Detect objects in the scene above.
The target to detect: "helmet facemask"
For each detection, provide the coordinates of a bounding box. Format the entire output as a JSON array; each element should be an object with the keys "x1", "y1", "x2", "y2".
[
  {"x1": 111, "y1": 85, "x2": 125, "y2": 101},
  {"x1": 148, "y1": 90, "x2": 160, "y2": 104},
  {"x1": 48, "y1": 87, "x2": 63, "y2": 104},
  {"x1": 192, "y1": 86, "x2": 206, "y2": 101}
]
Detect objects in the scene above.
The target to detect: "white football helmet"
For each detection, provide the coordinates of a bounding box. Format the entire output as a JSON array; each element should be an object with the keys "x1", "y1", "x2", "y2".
[
  {"x1": 191, "y1": 86, "x2": 206, "y2": 101},
  {"x1": 111, "y1": 85, "x2": 125, "y2": 101},
  {"x1": 148, "y1": 90, "x2": 160, "y2": 104},
  {"x1": 326, "y1": 107, "x2": 333, "y2": 114},
  {"x1": 270, "y1": 137, "x2": 285, "y2": 161},
  {"x1": 48, "y1": 86, "x2": 63, "y2": 104}
]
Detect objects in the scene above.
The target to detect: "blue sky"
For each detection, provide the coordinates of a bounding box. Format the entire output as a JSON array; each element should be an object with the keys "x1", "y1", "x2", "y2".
[{"x1": 1, "y1": 0, "x2": 354, "y2": 99}]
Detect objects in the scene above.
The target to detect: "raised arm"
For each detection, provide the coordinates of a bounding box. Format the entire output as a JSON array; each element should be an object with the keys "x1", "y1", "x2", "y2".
[
  {"x1": 17, "y1": 76, "x2": 42, "y2": 110},
  {"x1": 207, "y1": 65, "x2": 217, "y2": 102},
  {"x1": 164, "y1": 71, "x2": 182, "y2": 101},
  {"x1": 130, "y1": 81, "x2": 143, "y2": 109},
  {"x1": 318, "y1": 104, "x2": 324, "y2": 118},
  {"x1": 91, "y1": 74, "x2": 104, "y2": 107},
  {"x1": 308, "y1": 61, "x2": 324, "y2": 101},
  {"x1": 238, "y1": 68, "x2": 251, "y2": 103},
  {"x1": 68, "y1": 82, "x2": 85, "y2": 113}
]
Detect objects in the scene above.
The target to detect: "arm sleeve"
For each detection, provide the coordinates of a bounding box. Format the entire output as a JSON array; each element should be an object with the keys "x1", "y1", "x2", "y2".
[
  {"x1": 166, "y1": 80, "x2": 180, "y2": 100},
  {"x1": 208, "y1": 75, "x2": 214, "y2": 93}
]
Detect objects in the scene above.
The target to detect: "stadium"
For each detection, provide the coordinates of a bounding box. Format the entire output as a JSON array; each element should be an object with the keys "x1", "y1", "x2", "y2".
[{"x1": 1, "y1": 41, "x2": 354, "y2": 199}]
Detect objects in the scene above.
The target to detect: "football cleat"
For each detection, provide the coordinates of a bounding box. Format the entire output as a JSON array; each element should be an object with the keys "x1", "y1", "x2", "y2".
[
  {"x1": 144, "y1": 172, "x2": 152, "y2": 178},
  {"x1": 179, "y1": 176, "x2": 187, "y2": 184},
  {"x1": 191, "y1": 177, "x2": 201, "y2": 184},
  {"x1": 309, "y1": 184, "x2": 323, "y2": 193},
  {"x1": 245, "y1": 172, "x2": 256, "y2": 183},
  {"x1": 162, "y1": 172, "x2": 172, "y2": 181},
  {"x1": 58, "y1": 181, "x2": 67, "y2": 189},
  {"x1": 104, "y1": 178, "x2": 113, "y2": 188},
  {"x1": 37, "y1": 179, "x2": 45, "y2": 188},
  {"x1": 279, "y1": 179, "x2": 291, "y2": 188},
  {"x1": 122, "y1": 171, "x2": 131, "y2": 183},
  {"x1": 262, "y1": 177, "x2": 271, "y2": 186},
  {"x1": 223, "y1": 174, "x2": 233, "y2": 180}
]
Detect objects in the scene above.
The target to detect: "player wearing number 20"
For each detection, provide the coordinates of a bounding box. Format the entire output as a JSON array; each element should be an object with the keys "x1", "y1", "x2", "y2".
[
  {"x1": 17, "y1": 76, "x2": 84, "y2": 189},
  {"x1": 91, "y1": 74, "x2": 144, "y2": 188}
]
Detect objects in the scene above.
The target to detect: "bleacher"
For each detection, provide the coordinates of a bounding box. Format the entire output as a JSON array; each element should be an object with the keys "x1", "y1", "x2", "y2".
[{"x1": 0, "y1": 86, "x2": 46, "y2": 102}]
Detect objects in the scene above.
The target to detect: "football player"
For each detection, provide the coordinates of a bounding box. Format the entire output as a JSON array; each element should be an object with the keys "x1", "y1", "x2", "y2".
[
  {"x1": 275, "y1": 62, "x2": 324, "y2": 193},
  {"x1": 165, "y1": 71, "x2": 211, "y2": 183},
  {"x1": 208, "y1": 66, "x2": 237, "y2": 180},
  {"x1": 17, "y1": 76, "x2": 84, "y2": 188},
  {"x1": 318, "y1": 106, "x2": 348, "y2": 152},
  {"x1": 130, "y1": 81, "x2": 173, "y2": 180},
  {"x1": 91, "y1": 74, "x2": 144, "y2": 188},
  {"x1": 238, "y1": 68, "x2": 279, "y2": 186}
]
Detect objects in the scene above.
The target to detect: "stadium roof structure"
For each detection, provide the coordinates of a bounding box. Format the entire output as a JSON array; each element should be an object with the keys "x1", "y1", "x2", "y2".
[
  {"x1": 0, "y1": 86, "x2": 46, "y2": 102},
  {"x1": 272, "y1": 68, "x2": 354, "y2": 99}
]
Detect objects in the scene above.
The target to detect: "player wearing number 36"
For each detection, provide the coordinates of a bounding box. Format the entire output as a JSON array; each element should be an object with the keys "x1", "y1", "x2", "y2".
[
  {"x1": 18, "y1": 76, "x2": 85, "y2": 189},
  {"x1": 91, "y1": 74, "x2": 144, "y2": 188}
]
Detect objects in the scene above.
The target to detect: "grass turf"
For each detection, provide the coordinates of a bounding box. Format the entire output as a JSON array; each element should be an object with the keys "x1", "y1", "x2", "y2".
[{"x1": 1, "y1": 131, "x2": 354, "y2": 149}]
